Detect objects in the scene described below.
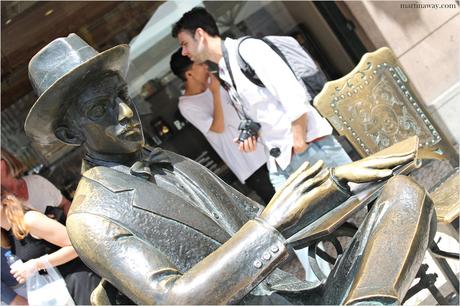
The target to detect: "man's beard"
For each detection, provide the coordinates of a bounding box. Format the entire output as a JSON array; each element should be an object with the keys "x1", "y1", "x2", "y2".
[{"x1": 193, "y1": 43, "x2": 207, "y2": 63}]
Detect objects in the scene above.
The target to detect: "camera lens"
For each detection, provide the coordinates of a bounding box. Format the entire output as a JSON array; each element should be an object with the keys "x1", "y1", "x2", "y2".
[{"x1": 238, "y1": 130, "x2": 250, "y2": 143}]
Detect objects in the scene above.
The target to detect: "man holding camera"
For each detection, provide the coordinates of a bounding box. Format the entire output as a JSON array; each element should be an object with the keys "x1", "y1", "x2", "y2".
[
  {"x1": 169, "y1": 49, "x2": 275, "y2": 204},
  {"x1": 172, "y1": 7, "x2": 351, "y2": 190}
]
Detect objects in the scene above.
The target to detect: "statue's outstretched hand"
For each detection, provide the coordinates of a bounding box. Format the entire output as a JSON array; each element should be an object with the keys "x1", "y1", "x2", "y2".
[
  {"x1": 334, "y1": 135, "x2": 420, "y2": 183},
  {"x1": 259, "y1": 137, "x2": 420, "y2": 236},
  {"x1": 260, "y1": 160, "x2": 329, "y2": 234},
  {"x1": 333, "y1": 150, "x2": 416, "y2": 183}
]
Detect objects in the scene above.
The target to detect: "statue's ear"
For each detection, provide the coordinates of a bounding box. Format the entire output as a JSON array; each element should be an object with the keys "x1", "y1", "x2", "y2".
[{"x1": 54, "y1": 126, "x2": 84, "y2": 145}]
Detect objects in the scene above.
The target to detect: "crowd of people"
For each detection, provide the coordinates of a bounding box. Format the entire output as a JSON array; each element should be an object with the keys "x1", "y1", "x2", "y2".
[{"x1": 1, "y1": 7, "x2": 353, "y2": 305}]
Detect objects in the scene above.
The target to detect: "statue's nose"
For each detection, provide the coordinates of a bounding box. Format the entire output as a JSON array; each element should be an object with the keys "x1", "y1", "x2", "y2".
[{"x1": 118, "y1": 101, "x2": 134, "y2": 122}]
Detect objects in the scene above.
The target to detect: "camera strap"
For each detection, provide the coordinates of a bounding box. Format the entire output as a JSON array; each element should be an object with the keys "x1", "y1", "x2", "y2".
[{"x1": 220, "y1": 40, "x2": 251, "y2": 121}]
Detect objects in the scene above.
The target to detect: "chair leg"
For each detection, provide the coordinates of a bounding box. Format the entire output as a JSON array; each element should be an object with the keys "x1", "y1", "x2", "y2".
[
  {"x1": 430, "y1": 241, "x2": 459, "y2": 294},
  {"x1": 402, "y1": 264, "x2": 449, "y2": 304}
]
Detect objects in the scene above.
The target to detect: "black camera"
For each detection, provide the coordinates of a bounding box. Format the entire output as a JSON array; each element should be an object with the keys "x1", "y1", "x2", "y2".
[{"x1": 237, "y1": 119, "x2": 261, "y2": 142}]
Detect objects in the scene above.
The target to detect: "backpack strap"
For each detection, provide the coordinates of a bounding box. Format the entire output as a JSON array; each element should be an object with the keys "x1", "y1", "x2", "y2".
[
  {"x1": 236, "y1": 36, "x2": 297, "y2": 88},
  {"x1": 220, "y1": 39, "x2": 251, "y2": 120},
  {"x1": 236, "y1": 36, "x2": 264, "y2": 87}
]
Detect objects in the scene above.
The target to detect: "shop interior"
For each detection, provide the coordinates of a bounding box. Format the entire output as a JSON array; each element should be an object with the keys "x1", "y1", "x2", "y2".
[{"x1": 1, "y1": 1, "x2": 364, "y2": 199}]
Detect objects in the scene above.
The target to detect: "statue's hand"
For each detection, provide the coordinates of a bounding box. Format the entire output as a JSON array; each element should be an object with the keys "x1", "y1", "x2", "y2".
[
  {"x1": 260, "y1": 160, "x2": 329, "y2": 234},
  {"x1": 334, "y1": 150, "x2": 416, "y2": 183}
]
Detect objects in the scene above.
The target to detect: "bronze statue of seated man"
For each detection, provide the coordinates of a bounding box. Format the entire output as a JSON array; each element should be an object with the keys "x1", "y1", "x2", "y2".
[{"x1": 25, "y1": 34, "x2": 436, "y2": 305}]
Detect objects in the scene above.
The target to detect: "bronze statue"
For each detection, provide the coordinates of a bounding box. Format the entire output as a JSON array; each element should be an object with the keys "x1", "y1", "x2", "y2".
[{"x1": 25, "y1": 34, "x2": 436, "y2": 305}]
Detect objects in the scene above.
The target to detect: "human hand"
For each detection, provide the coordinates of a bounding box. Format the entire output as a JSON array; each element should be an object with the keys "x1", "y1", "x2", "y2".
[
  {"x1": 11, "y1": 259, "x2": 39, "y2": 284},
  {"x1": 260, "y1": 160, "x2": 329, "y2": 235},
  {"x1": 292, "y1": 141, "x2": 308, "y2": 155},
  {"x1": 234, "y1": 136, "x2": 257, "y2": 152},
  {"x1": 208, "y1": 73, "x2": 220, "y2": 95}
]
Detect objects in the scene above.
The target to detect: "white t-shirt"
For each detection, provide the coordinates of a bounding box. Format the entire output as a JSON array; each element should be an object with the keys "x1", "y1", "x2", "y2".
[
  {"x1": 178, "y1": 87, "x2": 267, "y2": 183},
  {"x1": 218, "y1": 37, "x2": 333, "y2": 172},
  {"x1": 23, "y1": 175, "x2": 63, "y2": 213}
]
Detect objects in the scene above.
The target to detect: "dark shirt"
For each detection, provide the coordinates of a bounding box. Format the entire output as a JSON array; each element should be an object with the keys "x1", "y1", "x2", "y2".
[{"x1": 1, "y1": 247, "x2": 19, "y2": 304}]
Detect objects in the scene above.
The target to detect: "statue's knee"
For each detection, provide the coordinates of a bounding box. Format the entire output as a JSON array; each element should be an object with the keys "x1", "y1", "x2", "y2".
[
  {"x1": 385, "y1": 175, "x2": 423, "y2": 193},
  {"x1": 378, "y1": 175, "x2": 433, "y2": 215},
  {"x1": 381, "y1": 175, "x2": 425, "y2": 202}
]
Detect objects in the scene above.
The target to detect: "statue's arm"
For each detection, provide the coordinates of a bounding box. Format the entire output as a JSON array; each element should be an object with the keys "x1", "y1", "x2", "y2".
[
  {"x1": 67, "y1": 213, "x2": 288, "y2": 305},
  {"x1": 65, "y1": 160, "x2": 369, "y2": 305},
  {"x1": 67, "y1": 137, "x2": 418, "y2": 305}
]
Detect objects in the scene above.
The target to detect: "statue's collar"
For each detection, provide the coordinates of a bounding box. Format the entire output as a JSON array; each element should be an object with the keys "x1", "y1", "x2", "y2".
[{"x1": 81, "y1": 146, "x2": 172, "y2": 179}]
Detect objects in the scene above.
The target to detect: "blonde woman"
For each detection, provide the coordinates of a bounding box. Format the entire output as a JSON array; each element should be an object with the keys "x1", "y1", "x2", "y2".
[
  {"x1": 1, "y1": 148, "x2": 72, "y2": 215},
  {"x1": 1, "y1": 194, "x2": 100, "y2": 305}
]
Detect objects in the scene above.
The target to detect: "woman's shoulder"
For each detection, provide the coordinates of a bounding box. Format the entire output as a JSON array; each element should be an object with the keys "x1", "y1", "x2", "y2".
[{"x1": 23, "y1": 210, "x2": 46, "y2": 226}]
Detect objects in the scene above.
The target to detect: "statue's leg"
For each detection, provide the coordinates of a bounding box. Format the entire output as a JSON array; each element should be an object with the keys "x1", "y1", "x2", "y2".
[
  {"x1": 90, "y1": 279, "x2": 135, "y2": 305},
  {"x1": 91, "y1": 279, "x2": 113, "y2": 305},
  {"x1": 323, "y1": 175, "x2": 436, "y2": 305}
]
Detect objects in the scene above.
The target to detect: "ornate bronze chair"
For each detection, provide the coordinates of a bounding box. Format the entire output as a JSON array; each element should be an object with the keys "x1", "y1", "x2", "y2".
[
  {"x1": 313, "y1": 47, "x2": 459, "y2": 228},
  {"x1": 314, "y1": 47, "x2": 459, "y2": 300}
]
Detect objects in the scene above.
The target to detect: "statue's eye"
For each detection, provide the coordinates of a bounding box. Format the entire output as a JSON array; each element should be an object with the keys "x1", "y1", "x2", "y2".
[{"x1": 88, "y1": 104, "x2": 107, "y2": 120}]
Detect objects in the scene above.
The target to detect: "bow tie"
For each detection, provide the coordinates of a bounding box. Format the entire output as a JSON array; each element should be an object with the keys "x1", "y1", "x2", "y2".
[{"x1": 129, "y1": 146, "x2": 172, "y2": 180}]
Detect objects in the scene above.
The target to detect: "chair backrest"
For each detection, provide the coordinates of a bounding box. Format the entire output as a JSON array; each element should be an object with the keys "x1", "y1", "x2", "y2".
[
  {"x1": 429, "y1": 170, "x2": 459, "y2": 224},
  {"x1": 314, "y1": 47, "x2": 458, "y2": 168}
]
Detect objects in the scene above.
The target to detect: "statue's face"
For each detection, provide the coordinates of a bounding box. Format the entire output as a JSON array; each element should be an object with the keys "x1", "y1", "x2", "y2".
[{"x1": 69, "y1": 73, "x2": 144, "y2": 154}]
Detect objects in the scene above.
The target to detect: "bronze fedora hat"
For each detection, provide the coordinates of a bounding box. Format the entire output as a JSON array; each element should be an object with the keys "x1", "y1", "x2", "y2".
[{"x1": 25, "y1": 33, "x2": 129, "y2": 145}]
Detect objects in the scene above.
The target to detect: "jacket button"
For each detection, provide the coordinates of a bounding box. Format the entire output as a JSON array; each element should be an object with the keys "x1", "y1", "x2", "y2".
[
  {"x1": 262, "y1": 252, "x2": 271, "y2": 261},
  {"x1": 253, "y1": 260, "x2": 263, "y2": 269}
]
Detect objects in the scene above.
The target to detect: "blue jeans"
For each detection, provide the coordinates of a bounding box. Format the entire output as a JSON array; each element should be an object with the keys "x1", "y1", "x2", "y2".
[{"x1": 269, "y1": 135, "x2": 351, "y2": 191}]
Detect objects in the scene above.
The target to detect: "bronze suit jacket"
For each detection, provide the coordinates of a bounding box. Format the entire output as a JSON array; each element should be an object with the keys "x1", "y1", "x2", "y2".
[{"x1": 67, "y1": 148, "x2": 342, "y2": 304}]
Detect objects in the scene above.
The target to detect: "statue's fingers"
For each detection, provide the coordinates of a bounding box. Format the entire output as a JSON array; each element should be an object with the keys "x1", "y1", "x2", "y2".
[
  {"x1": 285, "y1": 161, "x2": 312, "y2": 186},
  {"x1": 269, "y1": 161, "x2": 312, "y2": 203},
  {"x1": 293, "y1": 160, "x2": 325, "y2": 189},
  {"x1": 347, "y1": 168, "x2": 393, "y2": 183},
  {"x1": 360, "y1": 152, "x2": 415, "y2": 169},
  {"x1": 296, "y1": 173, "x2": 331, "y2": 215},
  {"x1": 299, "y1": 168, "x2": 329, "y2": 193}
]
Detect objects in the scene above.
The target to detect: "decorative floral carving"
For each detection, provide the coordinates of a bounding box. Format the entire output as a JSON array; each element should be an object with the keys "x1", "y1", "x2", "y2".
[{"x1": 331, "y1": 64, "x2": 440, "y2": 154}]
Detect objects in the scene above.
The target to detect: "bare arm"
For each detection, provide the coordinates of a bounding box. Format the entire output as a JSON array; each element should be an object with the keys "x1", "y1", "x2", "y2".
[
  {"x1": 291, "y1": 113, "x2": 308, "y2": 154},
  {"x1": 208, "y1": 74, "x2": 225, "y2": 133},
  {"x1": 26, "y1": 211, "x2": 77, "y2": 267},
  {"x1": 11, "y1": 211, "x2": 77, "y2": 283}
]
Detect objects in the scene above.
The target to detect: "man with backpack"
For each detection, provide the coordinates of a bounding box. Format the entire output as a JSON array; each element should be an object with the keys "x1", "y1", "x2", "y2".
[{"x1": 172, "y1": 7, "x2": 351, "y2": 191}]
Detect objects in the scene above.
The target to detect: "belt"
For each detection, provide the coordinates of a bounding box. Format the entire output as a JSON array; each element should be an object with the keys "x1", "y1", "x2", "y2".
[
  {"x1": 308, "y1": 136, "x2": 326, "y2": 144},
  {"x1": 271, "y1": 136, "x2": 327, "y2": 158}
]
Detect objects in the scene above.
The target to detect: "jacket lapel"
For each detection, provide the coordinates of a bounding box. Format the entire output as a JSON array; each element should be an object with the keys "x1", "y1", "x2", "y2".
[{"x1": 83, "y1": 166, "x2": 231, "y2": 244}]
